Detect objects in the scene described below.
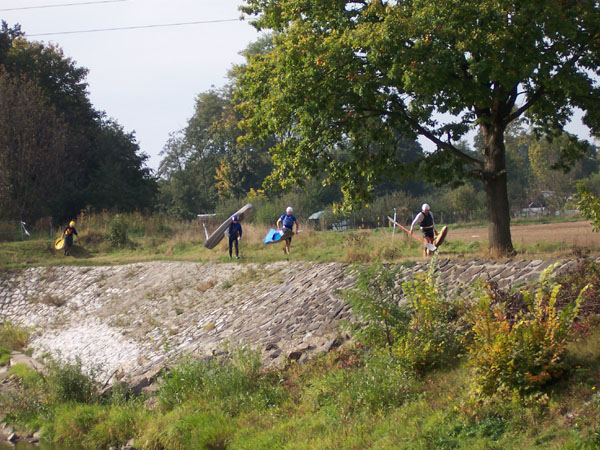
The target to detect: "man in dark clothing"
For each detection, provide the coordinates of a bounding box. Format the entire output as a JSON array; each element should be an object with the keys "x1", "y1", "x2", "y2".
[
  {"x1": 227, "y1": 215, "x2": 243, "y2": 259},
  {"x1": 63, "y1": 220, "x2": 78, "y2": 256},
  {"x1": 410, "y1": 203, "x2": 437, "y2": 256}
]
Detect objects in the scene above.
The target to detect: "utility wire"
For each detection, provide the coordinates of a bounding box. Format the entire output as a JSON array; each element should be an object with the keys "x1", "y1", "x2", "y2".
[
  {"x1": 28, "y1": 18, "x2": 241, "y2": 37},
  {"x1": 0, "y1": 0, "x2": 127, "y2": 12}
]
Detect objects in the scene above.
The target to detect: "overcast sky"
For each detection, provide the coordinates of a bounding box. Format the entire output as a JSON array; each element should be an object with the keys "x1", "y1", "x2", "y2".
[{"x1": 0, "y1": 0, "x2": 259, "y2": 170}]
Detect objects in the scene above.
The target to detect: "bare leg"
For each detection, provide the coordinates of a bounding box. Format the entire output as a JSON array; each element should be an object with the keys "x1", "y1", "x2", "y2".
[
  {"x1": 285, "y1": 238, "x2": 291, "y2": 254},
  {"x1": 424, "y1": 236, "x2": 434, "y2": 257}
]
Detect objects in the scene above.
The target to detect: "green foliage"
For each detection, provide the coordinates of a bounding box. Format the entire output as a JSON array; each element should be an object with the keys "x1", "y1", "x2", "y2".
[
  {"x1": 529, "y1": 134, "x2": 597, "y2": 212},
  {"x1": 158, "y1": 348, "x2": 285, "y2": 414},
  {"x1": 468, "y1": 265, "x2": 587, "y2": 399},
  {"x1": 0, "y1": 71, "x2": 69, "y2": 222},
  {"x1": 576, "y1": 184, "x2": 600, "y2": 232},
  {"x1": 393, "y1": 260, "x2": 467, "y2": 375},
  {"x1": 3, "y1": 363, "x2": 47, "y2": 426},
  {"x1": 344, "y1": 264, "x2": 410, "y2": 349},
  {"x1": 307, "y1": 351, "x2": 417, "y2": 414},
  {"x1": 0, "y1": 320, "x2": 28, "y2": 351},
  {"x1": 108, "y1": 214, "x2": 128, "y2": 248},
  {"x1": 438, "y1": 184, "x2": 486, "y2": 223},
  {"x1": 0, "y1": 346, "x2": 10, "y2": 366},
  {"x1": 46, "y1": 357, "x2": 99, "y2": 404},
  {"x1": 139, "y1": 406, "x2": 235, "y2": 450},
  {"x1": 2, "y1": 357, "x2": 99, "y2": 430},
  {"x1": 347, "y1": 260, "x2": 466, "y2": 374}
]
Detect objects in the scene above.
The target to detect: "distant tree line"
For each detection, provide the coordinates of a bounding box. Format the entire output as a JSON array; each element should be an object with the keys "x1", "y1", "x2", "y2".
[{"x1": 0, "y1": 23, "x2": 156, "y2": 225}]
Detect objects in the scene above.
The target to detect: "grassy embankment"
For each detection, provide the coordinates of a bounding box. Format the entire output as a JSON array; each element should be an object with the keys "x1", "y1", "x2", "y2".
[
  {"x1": 0, "y1": 212, "x2": 594, "y2": 270},
  {"x1": 2, "y1": 259, "x2": 600, "y2": 449}
]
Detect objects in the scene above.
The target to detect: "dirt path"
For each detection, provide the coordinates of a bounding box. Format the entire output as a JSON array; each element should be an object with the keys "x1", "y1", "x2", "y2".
[{"x1": 448, "y1": 220, "x2": 600, "y2": 249}]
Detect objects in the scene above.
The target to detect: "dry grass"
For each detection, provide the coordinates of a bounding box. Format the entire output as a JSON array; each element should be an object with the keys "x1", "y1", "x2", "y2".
[{"x1": 196, "y1": 280, "x2": 217, "y2": 293}]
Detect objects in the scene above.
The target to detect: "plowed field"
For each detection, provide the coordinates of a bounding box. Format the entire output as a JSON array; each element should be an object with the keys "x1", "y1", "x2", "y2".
[{"x1": 449, "y1": 220, "x2": 600, "y2": 248}]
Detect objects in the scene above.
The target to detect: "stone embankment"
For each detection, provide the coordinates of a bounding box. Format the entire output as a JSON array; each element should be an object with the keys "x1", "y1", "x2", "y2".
[{"x1": 0, "y1": 258, "x2": 586, "y2": 385}]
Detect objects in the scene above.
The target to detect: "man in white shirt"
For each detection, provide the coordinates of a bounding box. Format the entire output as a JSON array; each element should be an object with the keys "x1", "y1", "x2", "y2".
[{"x1": 410, "y1": 203, "x2": 437, "y2": 256}]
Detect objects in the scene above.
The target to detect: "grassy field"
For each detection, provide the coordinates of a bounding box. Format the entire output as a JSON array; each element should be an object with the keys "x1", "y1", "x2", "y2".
[{"x1": 0, "y1": 214, "x2": 597, "y2": 271}]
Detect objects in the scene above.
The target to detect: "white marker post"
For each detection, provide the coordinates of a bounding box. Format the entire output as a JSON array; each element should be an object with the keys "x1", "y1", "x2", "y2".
[{"x1": 392, "y1": 208, "x2": 397, "y2": 239}]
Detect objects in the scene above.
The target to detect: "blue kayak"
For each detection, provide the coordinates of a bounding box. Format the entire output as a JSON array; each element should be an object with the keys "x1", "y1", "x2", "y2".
[{"x1": 264, "y1": 228, "x2": 293, "y2": 244}]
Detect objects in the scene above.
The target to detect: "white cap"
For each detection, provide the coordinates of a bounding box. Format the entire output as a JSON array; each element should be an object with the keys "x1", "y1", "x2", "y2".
[
  {"x1": 422, "y1": 203, "x2": 430, "y2": 212},
  {"x1": 286, "y1": 206, "x2": 293, "y2": 213}
]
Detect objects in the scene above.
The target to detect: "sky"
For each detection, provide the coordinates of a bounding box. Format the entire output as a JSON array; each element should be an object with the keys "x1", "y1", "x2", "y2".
[{"x1": 0, "y1": 0, "x2": 260, "y2": 170}]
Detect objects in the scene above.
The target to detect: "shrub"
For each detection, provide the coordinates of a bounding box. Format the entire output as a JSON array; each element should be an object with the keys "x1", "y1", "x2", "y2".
[
  {"x1": 0, "y1": 346, "x2": 10, "y2": 366},
  {"x1": 46, "y1": 357, "x2": 100, "y2": 403},
  {"x1": 108, "y1": 214, "x2": 128, "y2": 248},
  {"x1": 0, "y1": 320, "x2": 29, "y2": 351},
  {"x1": 553, "y1": 258, "x2": 600, "y2": 315},
  {"x1": 48, "y1": 403, "x2": 109, "y2": 448},
  {"x1": 393, "y1": 258, "x2": 467, "y2": 374},
  {"x1": 344, "y1": 264, "x2": 410, "y2": 349},
  {"x1": 2, "y1": 364, "x2": 46, "y2": 425},
  {"x1": 468, "y1": 265, "x2": 588, "y2": 399}
]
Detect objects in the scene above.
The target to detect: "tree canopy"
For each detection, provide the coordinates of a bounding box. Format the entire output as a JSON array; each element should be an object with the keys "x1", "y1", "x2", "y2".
[{"x1": 238, "y1": 0, "x2": 600, "y2": 254}]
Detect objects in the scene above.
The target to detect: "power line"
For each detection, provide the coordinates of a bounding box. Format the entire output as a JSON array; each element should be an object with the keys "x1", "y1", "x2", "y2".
[
  {"x1": 0, "y1": 0, "x2": 127, "y2": 12},
  {"x1": 28, "y1": 18, "x2": 242, "y2": 37}
]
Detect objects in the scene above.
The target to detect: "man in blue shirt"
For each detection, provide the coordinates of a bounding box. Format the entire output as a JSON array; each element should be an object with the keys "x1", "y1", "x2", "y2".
[
  {"x1": 277, "y1": 206, "x2": 298, "y2": 255},
  {"x1": 227, "y1": 215, "x2": 243, "y2": 259}
]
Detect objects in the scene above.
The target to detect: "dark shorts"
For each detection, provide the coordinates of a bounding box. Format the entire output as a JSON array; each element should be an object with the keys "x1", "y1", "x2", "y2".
[
  {"x1": 64, "y1": 234, "x2": 74, "y2": 246},
  {"x1": 282, "y1": 228, "x2": 293, "y2": 243},
  {"x1": 422, "y1": 228, "x2": 434, "y2": 240}
]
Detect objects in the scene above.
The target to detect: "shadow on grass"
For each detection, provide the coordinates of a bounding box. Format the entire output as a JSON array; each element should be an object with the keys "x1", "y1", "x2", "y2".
[{"x1": 66, "y1": 245, "x2": 92, "y2": 259}]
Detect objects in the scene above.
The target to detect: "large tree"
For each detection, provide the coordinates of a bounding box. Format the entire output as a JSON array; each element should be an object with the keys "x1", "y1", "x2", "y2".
[
  {"x1": 0, "y1": 71, "x2": 69, "y2": 222},
  {"x1": 238, "y1": 0, "x2": 600, "y2": 254}
]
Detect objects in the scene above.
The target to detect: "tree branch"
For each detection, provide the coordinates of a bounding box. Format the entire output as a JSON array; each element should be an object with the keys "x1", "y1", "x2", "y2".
[
  {"x1": 504, "y1": 46, "x2": 588, "y2": 125},
  {"x1": 383, "y1": 104, "x2": 485, "y2": 168}
]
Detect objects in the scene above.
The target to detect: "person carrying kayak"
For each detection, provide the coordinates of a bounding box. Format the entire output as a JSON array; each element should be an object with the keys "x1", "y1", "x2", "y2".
[
  {"x1": 62, "y1": 220, "x2": 78, "y2": 256},
  {"x1": 227, "y1": 215, "x2": 243, "y2": 260},
  {"x1": 276, "y1": 206, "x2": 298, "y2": 255},
  {"x1": 410, "y1": 204, "x2": 437, "y2": 257}
]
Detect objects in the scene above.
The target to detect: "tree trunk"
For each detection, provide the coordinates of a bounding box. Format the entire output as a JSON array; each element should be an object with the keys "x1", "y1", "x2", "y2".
[{"x1": 481, "y1": 123, "x2": 515, "y2": 256}]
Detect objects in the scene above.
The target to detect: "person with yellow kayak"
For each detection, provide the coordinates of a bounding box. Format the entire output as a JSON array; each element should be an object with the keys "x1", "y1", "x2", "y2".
[{"x1": 61, "y1": 220, "x2": 78, "y2": 256}]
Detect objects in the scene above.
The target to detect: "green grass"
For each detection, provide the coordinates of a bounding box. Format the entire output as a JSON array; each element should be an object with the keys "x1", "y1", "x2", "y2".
[
  {"x1": 1, "y1": 224, "x2": 584, "y2": 272},
  {"x1": 0, "y1": 346, "x2": 11, "y2": 366},
  {"x1": 3, "y1": 330, "x2": 599, "y2": 449}
]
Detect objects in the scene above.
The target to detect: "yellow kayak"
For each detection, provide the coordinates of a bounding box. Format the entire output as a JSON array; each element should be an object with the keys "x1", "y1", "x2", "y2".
[{"x1": 54, "y1": 237, "x2": 65, "y2": 250}]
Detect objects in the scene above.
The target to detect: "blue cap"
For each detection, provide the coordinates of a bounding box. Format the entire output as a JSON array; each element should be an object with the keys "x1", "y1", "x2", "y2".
[{"x1": 232, "y1": 215, "x2": 239, "y2": 221}]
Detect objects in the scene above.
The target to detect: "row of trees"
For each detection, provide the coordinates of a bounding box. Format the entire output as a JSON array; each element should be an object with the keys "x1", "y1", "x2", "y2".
[
  {"x1": 0, "y1": 23, "x2": 156, "y2": 225},
  {"x1": 4, "y1": 0, "x2": 600, "y2": 259},
  {"x1": 157, "y1": 0, "x2": 600, "y2": 255},
  {"x1": 157, "y1": 38, "x2": 599, "y2": 228}
]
